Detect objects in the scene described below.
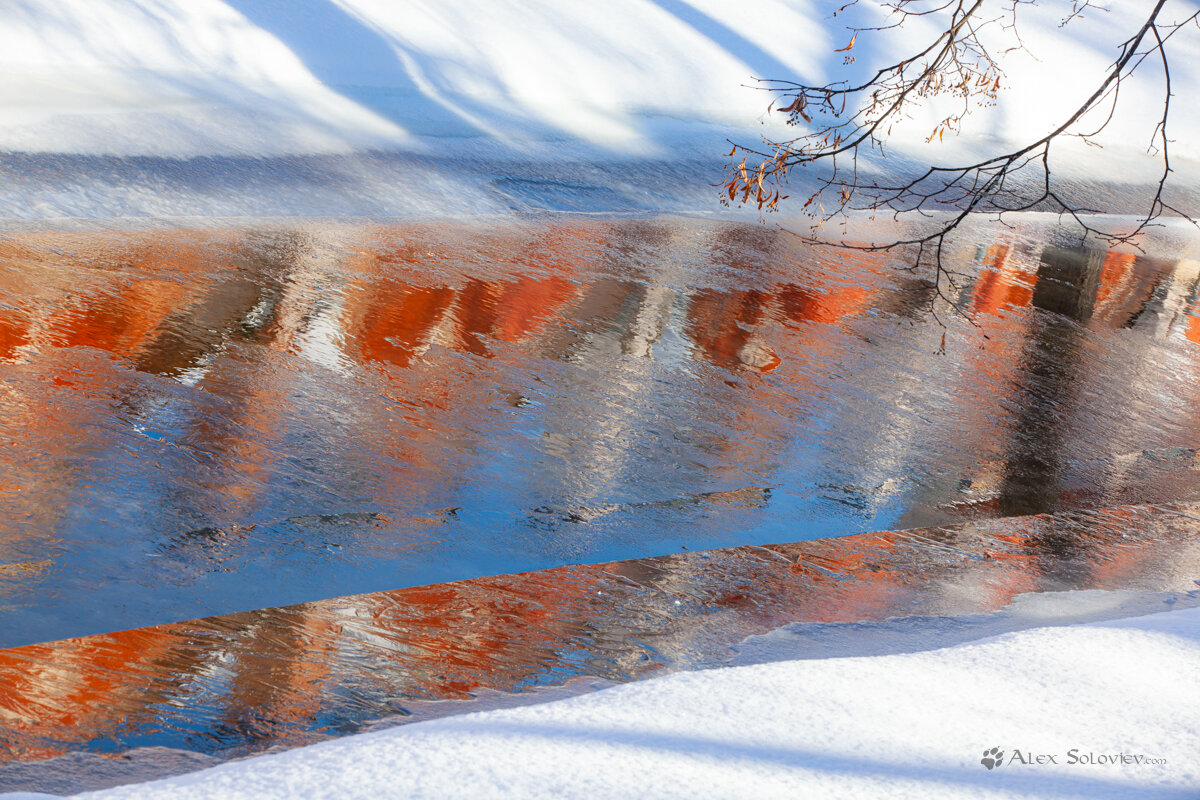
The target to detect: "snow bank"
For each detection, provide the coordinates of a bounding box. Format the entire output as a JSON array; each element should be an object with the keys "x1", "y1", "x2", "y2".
[
  {"x1": 62, "y1": 604, "x2": 1200, "y2": 800},
  {"x1": 0, "y1": 0, "x2": 824, "y2": 158},
  {"x1": 3, "y1": 0, "x2": 1199, "y2": 162},
  {"x1": 0, "y1": 0, "x2": 411, "y2": 157},
  {"x1": 2, "y1": 1, "x2": 1200, "y2": 219}
]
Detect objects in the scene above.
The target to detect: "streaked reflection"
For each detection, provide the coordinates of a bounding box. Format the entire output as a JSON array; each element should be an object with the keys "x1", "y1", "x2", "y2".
[
  {"x1": 3, "y1": 219, "x2": 1200, "y2": 646},
  {"x1": 0, "y1": 502, "x2": 1197, "y2": 766}
]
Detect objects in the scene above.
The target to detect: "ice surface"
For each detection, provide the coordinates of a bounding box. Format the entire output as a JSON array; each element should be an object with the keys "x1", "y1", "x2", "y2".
[
  {"x1": 1, "y1": 499, "x2": 1198, "y2": 789},
  {"x1": 5, "y1": 218, "x2": 1200, "y2": 648},
  {"x1": 0, "y1": 750, "x2": 217, "y2": 798}
]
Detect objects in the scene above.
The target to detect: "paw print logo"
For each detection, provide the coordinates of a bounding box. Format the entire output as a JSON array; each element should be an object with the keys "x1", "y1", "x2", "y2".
[{"x1": 981, "y1": 747, "x2": 1005, "y2": 770}]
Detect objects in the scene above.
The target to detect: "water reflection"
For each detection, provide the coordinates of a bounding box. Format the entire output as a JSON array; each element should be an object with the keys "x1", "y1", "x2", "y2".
[
  {"x1": 997, "y1": 247, "x2": 1099, "y2": 519},
  {"x1": 0, "y1": 501, "x2": 1196, "y2": 768},
  {"x1": 3, "y1": 220, "x2": 1200, "y2": 646}
]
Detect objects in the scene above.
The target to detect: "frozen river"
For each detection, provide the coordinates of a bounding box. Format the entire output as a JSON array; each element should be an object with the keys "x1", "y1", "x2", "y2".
[{"x1": 3, "y1": 215, "x2": 1200, "y2": 650}]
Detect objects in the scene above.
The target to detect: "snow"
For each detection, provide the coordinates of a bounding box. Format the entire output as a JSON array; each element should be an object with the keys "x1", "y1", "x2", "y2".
[
  {"x1": 0, "y1": 0, "x2": 822, "y2": 158},
  {"x1": 42, "y1": 601, "x2": 1199, "y2": 800},
  {"x1": 2, "y1": 1, "x2": 1199, "y2": 219},
  {"x1": 0, "y1": 0, "x2": 411, "y2": 157},
  {"x1": 1, "y1": 0, "x2": 1198, "y2": 162}
]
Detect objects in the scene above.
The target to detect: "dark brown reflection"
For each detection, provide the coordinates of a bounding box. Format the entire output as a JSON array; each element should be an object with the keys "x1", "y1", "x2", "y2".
[
  {"x1": 997, "y1": 247, "x2": 1103, "y2": 519},
  {"x1": 0, "y1": 502, "x2": 1196, "y2": 767},
  {"x1": 901, "y1": 241, "x2": 1200, "y2": 529}
]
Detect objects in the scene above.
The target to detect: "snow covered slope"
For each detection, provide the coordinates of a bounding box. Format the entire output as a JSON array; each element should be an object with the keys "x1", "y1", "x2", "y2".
[
  {"x1": 55, "y1": 603, "x2": 1200, "y2": 799},
  {"x1": 2, "y1": 1, "x2": 1200, "y2": 217},
  {"x1": 0, "y1": 0, "x2": 825, "y2": 158},
  {"x1": 1, "y1": 0, "x2": 1197, "y2": 160}
]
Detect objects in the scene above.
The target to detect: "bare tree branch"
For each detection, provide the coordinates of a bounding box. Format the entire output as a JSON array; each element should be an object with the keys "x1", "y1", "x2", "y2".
[{"x1": 723, "y1": 0, "x2": 1199, "y2": 314}]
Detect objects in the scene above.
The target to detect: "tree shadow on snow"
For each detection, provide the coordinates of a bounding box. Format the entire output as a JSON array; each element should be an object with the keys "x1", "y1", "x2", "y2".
[
  {"x1": 222, "y1": 0, "x2": 483, "y2": 138},
  {"x1": 449, "y1": 720, "x2": 1190, "y2": 800}
]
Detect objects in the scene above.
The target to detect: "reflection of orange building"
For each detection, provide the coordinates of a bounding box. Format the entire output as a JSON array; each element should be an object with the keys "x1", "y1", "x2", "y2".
[
  {"x1": 10, "y1": 220, "x2": 1200, "y2": 771},
  {"x1": 0, "y1": 627, "x2": 197, "y2": 761},
  {"x1": 684, "y1": 229, "x2": 877, "y2": 375},
  {"x1": 688, "y1": 288, "x2": 781, "y2": 372},
  {"x1": 970, "y1": 244, "x2": 1037, "y2": 317},
  {"x1": 922, "y1": 242, "x2": 1199, "y2": 526},
  {"x1": 0, "y1": 232, "x2": 247, "y2": 569},
  {"x1": 0, "y1": 230, "x2": 327, "y2": 568},
  {"x1": 2, "y1": 500, "x2": 1196, "y2": 765},
  {"x1": 0, "y1": 608, "x2": 339, "y2": 761},
  {"x1": 331, "y1": 224, "x2": 596, "y2": 512},
  {"x1": 681, "y1": 231, "x2": 881, "y2": 503},
  {"x1": 1091, "y1": 251, "x2": 1169, "y2": 327},
  {"x1": 339, "y1": 222, "x2": 593, "y2": 368}
]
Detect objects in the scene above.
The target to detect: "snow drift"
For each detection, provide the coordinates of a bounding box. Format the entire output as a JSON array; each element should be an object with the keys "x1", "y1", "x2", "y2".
[
  {"x1": 3, "y1": 1, "x2": 1200, "y2": 219},
  {"x1": 1, "y1": 0, "x2": 1198, "y2": 162}
]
